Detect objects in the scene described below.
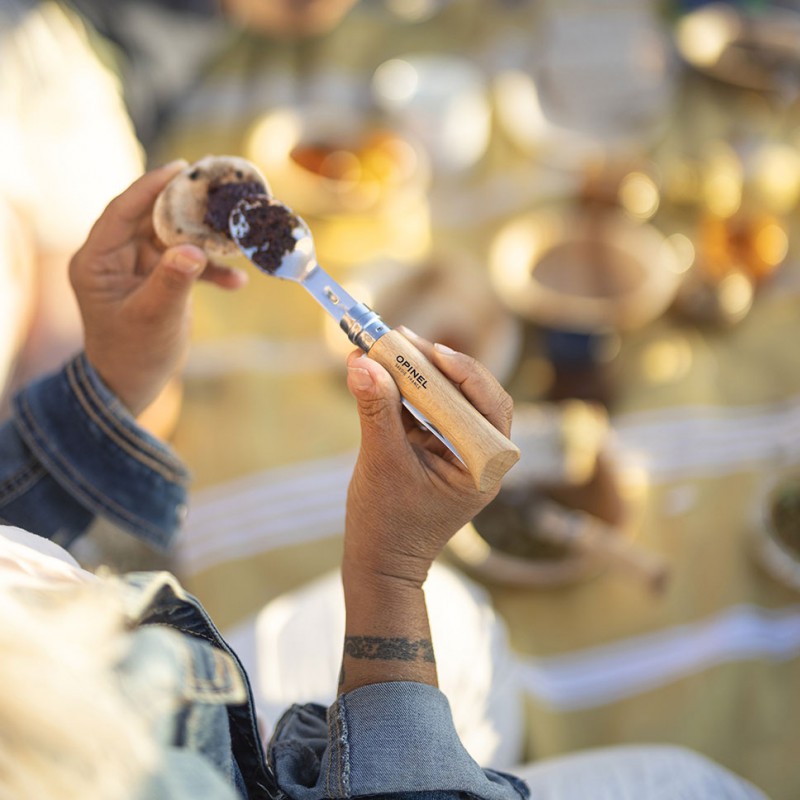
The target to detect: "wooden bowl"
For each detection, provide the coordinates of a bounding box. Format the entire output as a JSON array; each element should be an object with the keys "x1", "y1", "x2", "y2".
[{"x1": 489, "y1": 208, "x2": 683, "y2": 333}]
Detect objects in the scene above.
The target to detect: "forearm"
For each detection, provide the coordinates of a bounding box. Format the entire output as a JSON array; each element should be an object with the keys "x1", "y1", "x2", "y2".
[{"x1": 339, "y1": 559, "x2": 437, "y2": 693}]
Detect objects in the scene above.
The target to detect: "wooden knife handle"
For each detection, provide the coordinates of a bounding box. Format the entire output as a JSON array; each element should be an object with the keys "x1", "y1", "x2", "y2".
[{"x1": 367, "y1": 329, "x2": 519, "y2": 492}]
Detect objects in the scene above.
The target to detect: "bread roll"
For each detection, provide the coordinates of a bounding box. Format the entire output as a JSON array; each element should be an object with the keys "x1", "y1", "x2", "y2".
[{"x1": 153, "y1": 155, "x2": 270, "y2": 262}]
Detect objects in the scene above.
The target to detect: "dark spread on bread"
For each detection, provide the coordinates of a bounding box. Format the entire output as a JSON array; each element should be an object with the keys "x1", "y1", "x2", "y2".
[
  {"x1": 204, "y1": 179, "x2": 266, "y2": 237},
  {"x1": 234, "y1": 197, "x2": 299, "y2": 274}
]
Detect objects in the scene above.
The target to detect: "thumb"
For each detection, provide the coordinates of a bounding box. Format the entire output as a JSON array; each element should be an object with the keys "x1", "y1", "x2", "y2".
[
  {"x1": 138, "y1": 244, "x2": 207, "y2": 314},
  {"x1": 346, "y1": 352, "x2": 406, "y2": 448}
]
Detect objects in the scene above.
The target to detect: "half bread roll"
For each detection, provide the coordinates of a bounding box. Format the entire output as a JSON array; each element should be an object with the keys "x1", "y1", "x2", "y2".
[{"x1": 153, "y1": 155, "x2": 270, "y2": 262}]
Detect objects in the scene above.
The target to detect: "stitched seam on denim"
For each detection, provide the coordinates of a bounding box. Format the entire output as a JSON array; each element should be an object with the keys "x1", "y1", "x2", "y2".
[
  {"x1": 135, "y1": 583, "x2": 270, "y2": 780},
  {"x1": 69, "y1": 358, "x2": 187, "y2": 484},
  {"x1": 237, "y1": 710, "x2": 270, "y2": 781},
  {"x1": 0, "y1": 457, "x2": 46, "y2": 504},
  {"x1": 339, "y1": 697, "x2": 350, "y2": 798},
  {"x1": 184, "y1": 646, "x2": 234, "y2": 700},
  {"x1": 146, "y1": 622, "x2": 241, "y2": 703},
  {"x1": 75, "y1": 355, "x2": 182, "y2": 467},
  {"x1": 226, "y1": 669, "x2": 273, "y2": 789},
  {"x1": 326, "y1": 705, "x2": 337, "y2": 798},
  {"x1": 190, "y1": 647, "x2": 242, "y2": 702},
  {"x1": 16, "y1": 393, "x2": 166, "y2": 541},
  {"x1": 73, "y1": 356, "x2": 187, "y2": 480},
  {"x1": 329, "y1": 696, "x2": 350, "y2": 798},
  {"x1": 124, "y1": 573, "x2": 189, "y2": 622},
  {"x1": 153, "y1": 620, "x2": 218, "y2": 646}
]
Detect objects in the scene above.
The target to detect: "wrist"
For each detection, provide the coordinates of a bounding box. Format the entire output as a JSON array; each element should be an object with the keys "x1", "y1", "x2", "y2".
[
  {"x1": 85, "y1": 350, "x2": 163, "y2": 419},
  {"x1": 341, "y1": 558, "x2": 420, "y2": 598},
  {"x1": 341, "y1": 550, "x2": 432, "y2": 592},
  {"x1": 340, "y1": 560, "x2": 437, "y2": 694}
]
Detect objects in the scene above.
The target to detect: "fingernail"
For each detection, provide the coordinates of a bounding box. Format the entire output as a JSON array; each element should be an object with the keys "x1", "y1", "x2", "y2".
[
  {"x1": 230, "y1": 268, "x2": 249, "y2": 285},
  {"x1": 159, "y1": 158, "x2": 189, "y2": 171},
  {"x1": 348, "y1": 366, "x2": 374, "y2": 391},
  {"x1": 397, "y1": 325, "x2": 421, "y2": 341},
  {"x1": 170, "y1": 251, "x2": 203, "y2": 274},
  {"x1": 434, "y1": 342, "x2": 456, "y2": 355}
]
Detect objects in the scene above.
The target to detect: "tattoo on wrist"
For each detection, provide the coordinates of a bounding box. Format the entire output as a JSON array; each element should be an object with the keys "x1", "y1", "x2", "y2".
[{"x1": 344, "y1": 636, "x2": 435, "y2": 663}]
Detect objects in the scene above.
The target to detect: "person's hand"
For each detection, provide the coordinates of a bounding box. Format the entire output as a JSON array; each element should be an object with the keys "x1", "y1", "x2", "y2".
[
  {"x1": 339, "y1": 329, "x2": 513, "y2": 692},
  {"x1": 69, "y1": 160, "x2": 247, "y2": 416},
  {"x1": 343, "y1": 327, "x2": 514, "y2": 589}
]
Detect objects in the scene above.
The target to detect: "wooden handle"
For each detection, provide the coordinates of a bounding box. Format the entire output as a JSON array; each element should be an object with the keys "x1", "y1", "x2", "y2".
[{"x1": 367, "y1": 329, "x2": 519, "y2": 492}]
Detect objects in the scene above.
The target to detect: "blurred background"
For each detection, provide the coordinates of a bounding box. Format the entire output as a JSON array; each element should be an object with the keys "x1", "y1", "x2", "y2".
[{"x1": 3, "y1": 0, "x2": 800, "y2": 796}]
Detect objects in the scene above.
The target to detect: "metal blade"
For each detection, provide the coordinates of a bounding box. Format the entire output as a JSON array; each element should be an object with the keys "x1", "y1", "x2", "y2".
[
  {"x1": 299, "y1": 264, "x2": 361, "y2": 324},
  {"x1": 401, "y1": 399, "x2": 466, "y2": 466}
]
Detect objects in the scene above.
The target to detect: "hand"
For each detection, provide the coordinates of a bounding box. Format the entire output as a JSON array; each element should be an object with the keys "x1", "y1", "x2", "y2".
[
  {"x1": 69, "y1": 160, "x2": 248, "y2": 416},
  {"x1": 343, "y1": 327, "x2": 514, "y2": 589},
  {"x1": 338, "y1": 329, "x2": 513, "y2": 692}
]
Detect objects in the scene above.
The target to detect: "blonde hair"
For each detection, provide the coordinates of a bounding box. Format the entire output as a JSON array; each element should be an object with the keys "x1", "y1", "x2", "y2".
[{"x1": 0, "y1": 580, "x2": 157, "y2": 800}]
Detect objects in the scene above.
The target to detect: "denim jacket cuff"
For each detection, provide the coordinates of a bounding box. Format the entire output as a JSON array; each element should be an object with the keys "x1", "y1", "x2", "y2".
[
  {"x1": 11, "y1": 353, "x2": 189, "y2": 550},
  {"x1": 270, "y1": 681, "x2": 529, "y2": 799}
]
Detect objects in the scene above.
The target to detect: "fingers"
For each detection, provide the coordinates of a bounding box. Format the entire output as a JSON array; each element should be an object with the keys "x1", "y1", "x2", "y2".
[
  {"x1": 90, "y1": 160, "x2": 188, "y2": 248},
  {"x1": 132, "y1": 244, "x2": 207, "y2": 319},
  {"x1": 199, "y1": 262, "x2": 249, "y2": 290},
  {"x1": 346, "y1": 351, "x2": 410, "y2": 461},
  {"x1": 396, "y1": 327, "x2": 514, "y2": 437}
]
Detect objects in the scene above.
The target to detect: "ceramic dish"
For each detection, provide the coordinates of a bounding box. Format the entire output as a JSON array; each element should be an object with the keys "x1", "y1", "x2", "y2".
[
  {"x1": 446, "y1": 515, "x2": 603, "y2": 589},
  {"x1": 751, "y1": 471, "x2": 800, "y2": 593},
  {"x1": 446, "y1": 401, "x2": 635, "y2": 590},
  {"x1": 488, "y1": 208, "x2": 684, "y2": 333},
  {"x1": 245, "y1": 106, "x2": 431, "y2": 267},
  {"x1": 493, "y1": 4, "x2": 675, "y2": 170}
]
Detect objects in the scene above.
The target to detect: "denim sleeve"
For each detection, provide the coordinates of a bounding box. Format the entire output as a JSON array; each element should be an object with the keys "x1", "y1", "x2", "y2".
[
  {"x1": 270, "y1": 682, "x2": 530, "y2": 800},
  {"x1": 0, "y1": 353, "x2": 189, "y2": 551}
]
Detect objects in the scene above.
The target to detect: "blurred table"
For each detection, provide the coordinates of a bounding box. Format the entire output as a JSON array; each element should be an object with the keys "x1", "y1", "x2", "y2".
[
  {"x1": 151, "y1": 3, "x2": 800, "y2": 797},
  {"x1": 171, "y1": 248, "x2": 800, "y2": 799}
]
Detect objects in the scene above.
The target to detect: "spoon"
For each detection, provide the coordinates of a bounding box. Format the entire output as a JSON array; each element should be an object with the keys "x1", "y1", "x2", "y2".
[{"x1": 229, "y1": 194, "x2": 519, "y2": 492}]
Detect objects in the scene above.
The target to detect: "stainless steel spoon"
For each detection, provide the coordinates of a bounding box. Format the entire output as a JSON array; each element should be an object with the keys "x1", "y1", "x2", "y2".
[{"x1": 229, "y1": 194, "x2": 518, "y2": 492}]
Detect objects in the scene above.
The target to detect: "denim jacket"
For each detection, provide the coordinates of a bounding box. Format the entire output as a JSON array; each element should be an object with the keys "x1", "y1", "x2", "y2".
[
  {"x1": 0, "y1": 354, "x2": 529, "y2": 800},
  {"x1": 0, "y1": 352, "x2": 188, "y2": 550},
  {"x1": 116, "y1": 570, "x2": 278, "y2": 800},
  {"x1": 121, "y1": 570, "x2": 529, "y2": 800}
]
